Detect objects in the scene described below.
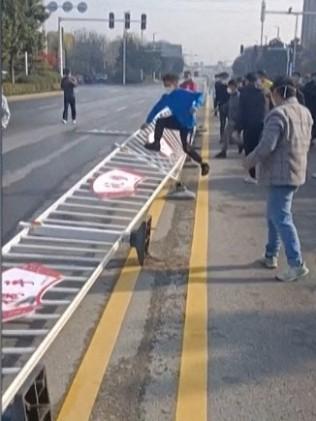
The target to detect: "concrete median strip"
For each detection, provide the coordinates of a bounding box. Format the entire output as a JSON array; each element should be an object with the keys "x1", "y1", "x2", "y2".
[{"x1": 56, "y1": 190, "x2": 168, "y2": 421}]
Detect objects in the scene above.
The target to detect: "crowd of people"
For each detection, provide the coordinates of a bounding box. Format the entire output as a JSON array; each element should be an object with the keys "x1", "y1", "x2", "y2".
[
  {"x1": 214, "y1": 71, "x2": 316, "y2": 178},
  {"x1": 213, "y1": 70, "x2": 315, "y2": 282}
]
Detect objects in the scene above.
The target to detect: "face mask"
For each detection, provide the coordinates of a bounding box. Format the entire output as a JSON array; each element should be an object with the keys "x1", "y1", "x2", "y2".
[
  {"x1": 227, "y1": 88, "x2": 233, "y2": 94},
  {"x1": 165, "y1": 86, "x2": 174, "y2": 94}
]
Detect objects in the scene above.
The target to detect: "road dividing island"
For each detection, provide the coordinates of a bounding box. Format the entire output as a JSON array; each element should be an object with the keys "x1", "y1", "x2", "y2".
[{"x1": 1, "y1": 110, "x2": 194, "y2": 419}]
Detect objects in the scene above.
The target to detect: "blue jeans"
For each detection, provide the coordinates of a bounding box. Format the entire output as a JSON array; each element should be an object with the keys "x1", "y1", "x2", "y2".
[{"x1": 265, "y1": 186, "x2": 302, "y2": 268}]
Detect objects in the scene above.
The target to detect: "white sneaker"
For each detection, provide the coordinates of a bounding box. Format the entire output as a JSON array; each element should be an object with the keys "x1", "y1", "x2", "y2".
[
  {"x1": 62, "y1": 119, "x2": 67, "y2": 125},
  {"x1": 276, "y1": 263, "x2": 310, "y2": 282},
  {"x1": 260, "y1": 255, "x2": 278, "y2": 269},
  {"x1": 72, "y1": 120, "x2": 77, "y2": 125},
  {"x1": 244, "y1": 176, "x2": 258, "y2": 185}
]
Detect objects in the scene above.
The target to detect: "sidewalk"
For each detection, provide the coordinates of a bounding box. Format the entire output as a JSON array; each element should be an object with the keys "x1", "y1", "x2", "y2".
[
  {"x1": 8, "y1": 90, "x2": 62, "y2": 102},
  {"x1": 48, "y1": 111, "x2": 316, "y2": 421}
]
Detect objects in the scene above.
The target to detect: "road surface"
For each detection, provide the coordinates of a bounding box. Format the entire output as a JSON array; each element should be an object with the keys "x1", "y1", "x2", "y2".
[{"x1": 3, "y1": 84, "x2": 161, "y2": 243}]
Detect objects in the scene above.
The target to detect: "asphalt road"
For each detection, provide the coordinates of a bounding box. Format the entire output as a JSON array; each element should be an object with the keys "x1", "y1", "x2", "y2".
[{"x1": 3, "y1": 84, "x2": 161, "y2": 243}]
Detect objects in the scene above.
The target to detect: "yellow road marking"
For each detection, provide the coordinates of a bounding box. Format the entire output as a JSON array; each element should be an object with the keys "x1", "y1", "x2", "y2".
[
  {"x1": 175, "y1": 98, "x2": 210, "y2": 421},
  {"x1": 57, "y1": 194, "x2": 167, "y2": 421}
]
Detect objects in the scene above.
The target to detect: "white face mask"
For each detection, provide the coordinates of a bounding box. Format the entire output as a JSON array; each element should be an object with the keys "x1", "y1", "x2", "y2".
[
  {"x1": 165, "y1": 86, "x2": 175, "y2": 94},
  {"x1": 227, "y1": 88, "x2": 233, "y2": 94}
]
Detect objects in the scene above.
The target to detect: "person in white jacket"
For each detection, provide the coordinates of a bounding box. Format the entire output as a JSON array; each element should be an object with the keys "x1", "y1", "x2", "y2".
[{"x1": 2, "y1": 90, "x2": 11, "y2": 129}]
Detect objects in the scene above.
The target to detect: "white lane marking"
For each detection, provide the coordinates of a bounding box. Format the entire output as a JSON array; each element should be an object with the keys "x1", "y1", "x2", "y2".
[
  {"x1": 3, "y1": 134, "x2": 90, "y2": 188},
  {"x1": 116, "y1": 106, "x2": 127, "y2": 112},
  {"x1": 38, "y1": 104, "x2": 59, "y2": 111}
]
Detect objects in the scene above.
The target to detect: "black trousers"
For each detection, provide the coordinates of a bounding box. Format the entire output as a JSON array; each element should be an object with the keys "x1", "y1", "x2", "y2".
[
  {"x1": 63, "y1": 96, "x2": 76, "y2": 121},
  {"x1": 219, "y1": 103, "x2": 228, "y2": 137},
  {"x1": 154, "y1": 116, "x2": 202, "y2": 164},
  {"x1": 243, "y1": 124, "x2": 263, "y2": 178}
]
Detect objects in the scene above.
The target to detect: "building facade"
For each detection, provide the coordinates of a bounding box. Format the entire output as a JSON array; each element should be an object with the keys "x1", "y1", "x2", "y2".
[{"x1": 301, "y1": 0, "x2": 316, "y2": 48}]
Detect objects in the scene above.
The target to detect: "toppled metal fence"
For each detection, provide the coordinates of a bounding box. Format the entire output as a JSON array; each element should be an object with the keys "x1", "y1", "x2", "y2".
[{"x1": 1, "y1": 119, "x2": 191, "y2": 414}]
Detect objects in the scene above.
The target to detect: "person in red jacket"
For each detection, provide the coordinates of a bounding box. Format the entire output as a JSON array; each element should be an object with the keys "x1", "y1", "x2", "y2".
[{"x1": 180, "y1": 71, "x2": 198, "y2": 91}]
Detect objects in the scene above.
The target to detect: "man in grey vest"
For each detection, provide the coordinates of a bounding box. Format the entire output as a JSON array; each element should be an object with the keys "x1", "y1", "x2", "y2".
[{"x1": 244, "y1": 77, "x2": 313, "y2": 282}]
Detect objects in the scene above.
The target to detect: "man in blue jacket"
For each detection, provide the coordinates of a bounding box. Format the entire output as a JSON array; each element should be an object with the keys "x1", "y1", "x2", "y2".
[{"x1": 141, "y1": 73, "x2": 210, "y2": 176}]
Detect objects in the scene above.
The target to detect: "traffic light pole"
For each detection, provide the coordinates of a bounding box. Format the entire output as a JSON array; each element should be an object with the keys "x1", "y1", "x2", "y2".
[
  {"x1": 57, "y1": 14, "x2": 146, "y2": 84},
  {"x1": 123, "y1": 30, "x2": 127, "y2": 86},
  {"x1": 58, "y1": 17, "x2": 63, "y2": 77}
]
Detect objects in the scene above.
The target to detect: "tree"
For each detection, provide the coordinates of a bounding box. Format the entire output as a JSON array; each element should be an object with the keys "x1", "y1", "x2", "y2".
[
  {"x1": 2, "y1": 0, "x2": 48, "y2": 82},
  {"x1": 68, "y1": 30, "x2": 107, "y2": 77}
]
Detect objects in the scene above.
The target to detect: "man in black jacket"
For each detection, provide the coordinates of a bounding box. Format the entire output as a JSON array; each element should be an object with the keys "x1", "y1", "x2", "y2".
[
  {"x1": 235, "y1": 72, "x2": 266, "y2": 183},
  {"x1": 61, "y1": 68, "x2": 77, "y2": 124},
  {"x1": 292, "y1": 72, "x2": 305, "y2": 106},
  {"x1": 214, "y1": 72, "x2": 230, "y2": 141}
]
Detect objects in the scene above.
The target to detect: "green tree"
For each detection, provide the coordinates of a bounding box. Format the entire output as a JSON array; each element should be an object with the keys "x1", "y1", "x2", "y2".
[
  {"x1": 68, "y1": 30, "x2": 107, "y2": 77},
  {"x1": 2, "y1": 0, "x2": 48, "y2": 82}
]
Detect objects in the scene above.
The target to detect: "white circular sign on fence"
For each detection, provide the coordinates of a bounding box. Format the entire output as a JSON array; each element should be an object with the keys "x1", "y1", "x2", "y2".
[
  {"x1": 77, "y1": 2, "x2": 88, "y2": 13},
  {"x1": 92, "y1": 169, "x2": 144, "y2": 199},
  {"x1": 46, "y1": 1, "x2": 58, "y2": 12},
  {"x1": 62, "y1": 1, "x2": 73, "y2": 12}
]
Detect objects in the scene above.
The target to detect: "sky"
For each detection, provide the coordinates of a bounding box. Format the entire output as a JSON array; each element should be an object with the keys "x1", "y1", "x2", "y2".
[{"x1": 45, "y1": 0, "x2": 304, "y2": 64}]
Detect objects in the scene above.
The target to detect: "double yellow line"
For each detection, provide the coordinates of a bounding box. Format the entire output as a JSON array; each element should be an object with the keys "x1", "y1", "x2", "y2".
[
  {"x1": 175, "y1": 100, "x2": 209, "y2": 421},
  {"x1": 58, "y1": 101, "x2": 210, "y2": 421}
]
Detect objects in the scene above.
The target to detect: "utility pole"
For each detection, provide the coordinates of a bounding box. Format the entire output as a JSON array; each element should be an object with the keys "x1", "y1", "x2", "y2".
[
  {"x1": 260, "y1": 0, "x2": 266, "y2": 46},
  {"x1": 25, "y1": 51, "x2": 29, "y2": 76},
  {"x1": 58, "y1": 17, "x2": 64, "y2": 77}
]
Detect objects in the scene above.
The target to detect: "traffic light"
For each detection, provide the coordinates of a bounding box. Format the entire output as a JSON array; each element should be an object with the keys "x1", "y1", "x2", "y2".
[
  {"x1": 125, "y1": 12, "x2": 131, "y2": 30},
  {"x1": 109, "y1": 12, "x2": 115, "y2": 29},
  {"x1": 141, "y1": 14, "x2": 147, "y2": 30}
]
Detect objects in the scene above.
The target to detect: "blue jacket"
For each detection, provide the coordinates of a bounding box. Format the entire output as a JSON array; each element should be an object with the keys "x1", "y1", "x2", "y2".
[{"x1": 146, "y1": 88, "x2": 204, "y2": 129}]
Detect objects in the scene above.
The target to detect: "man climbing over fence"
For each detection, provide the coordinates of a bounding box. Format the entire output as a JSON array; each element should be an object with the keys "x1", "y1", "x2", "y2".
[{"x1": 141, "y1": 73, "x2": 210, "y2": 176}]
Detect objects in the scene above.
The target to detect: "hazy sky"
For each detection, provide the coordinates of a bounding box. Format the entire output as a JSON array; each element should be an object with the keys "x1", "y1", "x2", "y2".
[{"x1": 46, "y1": 0, "x2": 304, "y2": 64}]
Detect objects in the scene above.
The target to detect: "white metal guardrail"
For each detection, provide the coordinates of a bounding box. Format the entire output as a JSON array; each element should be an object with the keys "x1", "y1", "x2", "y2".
[{"x1": 1, "y1": 119, "x2": 191, "y2": 413}]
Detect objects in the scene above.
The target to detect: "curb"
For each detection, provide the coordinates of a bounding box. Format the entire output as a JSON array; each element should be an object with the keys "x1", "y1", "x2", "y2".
[{"x1": 8, "y1": 91, "x2": 62, "y2": 103}]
